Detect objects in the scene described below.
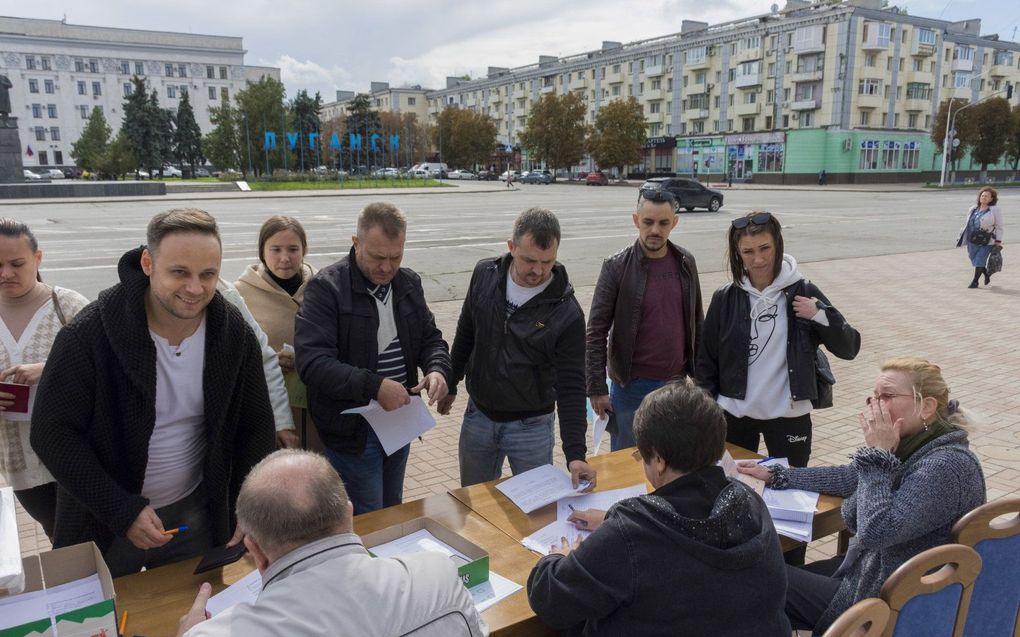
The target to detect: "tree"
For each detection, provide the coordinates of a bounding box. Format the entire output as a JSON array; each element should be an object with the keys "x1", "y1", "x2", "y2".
[
  {"x1": 151, "y1": 90, "x2": 176, "y2": 175},
  {"x1": 586, "y1": 98, "x2": 647, "y2": 177},
  {"x1": 173, "y1": 89, "x2": 204, "y2": 175},
  {"x1": 345, "y1": 93, "x2": 380, "y2": 137},
  {"x1": 380, "y1": 112, "x2": 428, "y2": 168},
  {"x1": 290, "y1": 89, "x2": 323, "y2": 171},
  {"x1": 431, "y1": 107, "x2": 498, "y2": 169},
  {"x1": 931, "y1": 98, "x2": 976, "y2": 171},
  {"x1": 1005, "y1": 105, "x2": 1020, "y2": 171},
  {"x1": 234, "y1": 75, "x2": 288, "y2": 176},
  {"x1": 205, "y1": 100, "x2": 243, "y2": 176},
  {"x1": 96, "y1": 131, "x2": 136, "y2": 180},
  {"x1": 70, "y1": 106, "x2": 111, "y2": 172},
  {"x1": 121, "y1": 76, "x2": 161, "y2": 176},
  {"x1": 969, "y1": 97, "x2": 1013, "y2": 181},
  {"x1": 519, "y1": 92, "x2": 587, "y2": 173}
]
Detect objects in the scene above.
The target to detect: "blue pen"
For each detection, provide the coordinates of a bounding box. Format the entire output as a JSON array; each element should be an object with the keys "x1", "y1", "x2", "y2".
[
  {"x1": 756, "y1": 456, "x2": 775, "y2": 465},
  {"x1": 567, "y1": 504, "x2": 576, "y2": 512}
]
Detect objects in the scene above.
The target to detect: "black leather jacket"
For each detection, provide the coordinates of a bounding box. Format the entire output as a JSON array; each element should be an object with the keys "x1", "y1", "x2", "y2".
[
  {"x1": 696, "y1": 278, "x2": 860, "y2": 404},
  {"x1": 585, "y1": 240, "x2": 703, "y2": 395},
  {"x1": 295, "y1": 248, "x2": 451, "y2": 454},
  {"x1": 449, "y1": 254, "x2": 587, "y2": 464}
]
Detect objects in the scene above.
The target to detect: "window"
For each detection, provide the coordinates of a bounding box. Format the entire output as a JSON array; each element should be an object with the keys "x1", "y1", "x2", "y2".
[
  {"x1": 92, "y1": 82, "x2": 102, "y2": 96},
  {"x1": 79, "y1": 105, "x2": 88, "y2": 119},
  {"x1": 639, "y1": 82, "x2": 644, "y2": 95},
  {"x1": 953, "y1": 72, "x2": 970, "y2": 88},
  {"x1": 167, "y1": 85, "x2": 177, "y2": 99},
  {"x1": 47, "y1": 104, "x2": 57, "y2": 118},
  {"x1": 120, "y1": 61, "x2": 130, "y2": 74},
  {"x1": 859, "y1": 111, "x2": 871, "y2": 126},
  {"x1": 31, "y1": 104, "x2": 42, "y2": 118},
  {"x1": 42, "y1": 79, "x2": 54, "y2": 94},
  {"x1": 741, "y1": 35, "x2": 762, "y2": 51},
  {"x1": 726, "y1": 119, "x2": 733, "y2": 130},
  {"x1": 612, "y1": 64, "x2": 620, "y2": 74},
  {"x1": 34, "y1": 126, "x2": 46, "y2": 141},
  {"x1": 766, "y1": 89, "x2": 775, "y2": 104},
  {"x1": 685, "y1": 47, "x2": 706, "y2": 65},
  {"x1": 796, "y1": 54, "x2": 824, "y2": 73},
  {"x1": 219, "y1": 66, "x2": 227, "y2": 79},
  {"x1": 54, "y1": 151, "x2": 62, "y2": 165},
  {"x1": 692, "y1": 121, "x2": 704, "y2": 134},
  {"x1": 612, "y1": 85, "x2": 620, "y2": 96},
  {"x1": 124, "y1": 83, "x2": 133, "y2": 97},
  {"x1": 881, "y1": 141, "x2": 900, "y2": 168},
  {"x1": 407, "y1": 96, "x2": 416, "y2": 105},
  {"x1": 38, "y1": 151, "x2": 48, "y2": 165},
  {"x1": 783, "y1": 114, "x2": 789, "y2": 127},
  {"x1": 757, "y1": 143, "x2": 784, "y2": 172},
  {"x1": 208, "y1": 86, "x2": 216, "y2": 100},
  {"x1": 765, "y1": 115, "x2": 773, "y2": 129},
  {"x1": 178, "y1": 64, "x2": 187, "y2": 77},
  {"x1": 742, "y1": 117, "x2": 756, "y2": 131},
  {"x1": 865, "y1": 54, "x2": 876, "y2": 67},
  {"x1": 800, "y1": 112, "x2": 813, "y2": 127},
  {"x1": 859, "y1": 140, "x2": 879, "y2": 169},
  {"x1": 918, "y1": 29, "x2": 936, "y2": 45},
  {"x1": 206, "y1": 65, "x2": 215, "y2": 79},
  {"x1": 50, "y1": 127, "x2": 60, "y2": 141},
  {"x1": 767, "y1": 62, "x2": 776, "y2": 77},
  {"x1": 649, "y1": 123, "x2": 661, "y2": 136},
  {"x1": 901, "y1": 141, "x2": 920, "y2": 169},
  {"x1": 743, "y1": 91, "x2": 757, "y2": 104},
  {"x1": 906, "y1": 82, "x2": 931, "y2": 99},
  {"x1": 913, "y1": 59, "x2": 924, "y2": 71},
  {"x1": 41, "y1": 58, "x2": 51, "y2": 71},
  {"x1": 859, "y1": 78, "x2": 882, "y2": 95},
  {"x1": 88, "y1": 59, "x2": 98, "y2": 73},
  {"x1": 908, "y1": 113, "x2": 919, "y2": 128},
  {"x1": 28, "y1": 79, "x2": 38, "y2": 93},
  {"x1": 75, "y1": 59, "x2": 84, "y2": 72},
  {"x1": 135, "y1": 62, "x2": 144, "y2": 75},
  {"x1": 649, "y1": 102, "x2": 661, "y2": 113},
  {"x1": 26, "y1": 56, "x2": 36, "y2": 70},
  {"x1": 953, "y1": 47, "x2": 973, "y2": 61},
  {"x1": 651, "y1": 78, "x2": 661, "y2": 90},
  {"x1": 165, "y1": 64, "x2": 174, "y2": 77}
]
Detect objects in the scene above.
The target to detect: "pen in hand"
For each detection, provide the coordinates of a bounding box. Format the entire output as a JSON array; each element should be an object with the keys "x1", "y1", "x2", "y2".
[{"x1": 162, "y1": 525, "x2": 190, "y2": 536}]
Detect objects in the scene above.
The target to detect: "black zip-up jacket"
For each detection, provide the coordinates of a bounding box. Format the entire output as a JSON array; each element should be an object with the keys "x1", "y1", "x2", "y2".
[
  {"x1": 585, "y1": 239, "x2": 703, "y2": 396},
  {"x1": 696, "y1": 278, "x2": 860, "y2": 403},
  {"x1": 449, "y1": 254, "x2": 587, "y2": 464},
  {"x1": 295, "y1": 248, "x2": 451, "y2": 455}
]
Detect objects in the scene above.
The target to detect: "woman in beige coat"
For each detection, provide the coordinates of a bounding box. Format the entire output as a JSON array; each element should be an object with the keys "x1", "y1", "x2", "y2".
[{"x1": 236, "y1": 216, "x2": 317, "y2": 435}]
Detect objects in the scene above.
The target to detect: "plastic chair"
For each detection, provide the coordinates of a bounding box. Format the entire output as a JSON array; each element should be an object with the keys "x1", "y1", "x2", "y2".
[
  {"x1": 822, "y1": 598, "x2": 891, "y2": 637},
  {"x1": 879, "y1": 543, "x2": 982, "y2": 637},
  {"x1": 952, "y1": 497, "x2": 1020, "y2": 637}
]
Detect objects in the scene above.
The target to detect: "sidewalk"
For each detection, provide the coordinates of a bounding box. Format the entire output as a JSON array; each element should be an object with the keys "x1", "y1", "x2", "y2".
[{"x1": 8, "y1": 247, "x2": 1019, "y2": 564}]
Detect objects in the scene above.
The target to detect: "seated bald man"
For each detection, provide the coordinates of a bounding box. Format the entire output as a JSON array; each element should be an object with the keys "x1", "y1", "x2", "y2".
[{"x1": 177, "y1": 450, "x2": 488, "y2": 637}]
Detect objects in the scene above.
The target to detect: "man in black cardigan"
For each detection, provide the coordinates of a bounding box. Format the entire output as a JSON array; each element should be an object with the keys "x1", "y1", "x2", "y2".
[{"x1": 31, "y1": 209, "x2": 275, "y2": 577}]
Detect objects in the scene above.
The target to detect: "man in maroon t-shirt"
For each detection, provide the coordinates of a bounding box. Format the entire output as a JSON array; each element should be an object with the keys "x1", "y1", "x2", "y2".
[{"x1": 585, "y1": 189, "x2": 703, "y2": 450}]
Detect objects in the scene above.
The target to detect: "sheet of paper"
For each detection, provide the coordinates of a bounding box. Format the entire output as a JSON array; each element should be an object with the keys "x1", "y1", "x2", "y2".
[
  {"x1": 522, "y1": 520, "x2": 590, "y2": 556},
  {"x1": 0, "y1": 488, "x2": 23, "y2": 596},
  {"x1": 717, "y1": 451, "x2": 766, "y2": 496},
  {"x1": 206, "y1": 569, "x2": 262, "y2": 617},
  {"x1": 772, "y1": 518, "x2": 813, "y2": 543},
  {"x1": 367, "y1": 529, "x2": 471, "y2": 564},
  {"x1": 494, "y1": 464, "x2": 589, "y2": 514},
  {"x1": 556, "y1": 485, "x2": 647, "y2": 522},
  {"x1": 591, "y1": 413, "x2": 609, "y2": 455},
  {"x1": 0, "y1": 573, "x2": 105, "y2": 631},
  {"x1": 342, "y1": 396, "x2": 436, "y2": 456},
  {"x1": 764, "y1": 488, "x2": 820, "y2": 524},
  {"x1": 468, "y1": 572, "x2": 522, "y2": 613}
]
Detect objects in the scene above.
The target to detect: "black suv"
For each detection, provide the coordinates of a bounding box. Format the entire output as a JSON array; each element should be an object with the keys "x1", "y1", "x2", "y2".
[{"x1": 639, "y1": 178, "x2": 724, "y2": 212}]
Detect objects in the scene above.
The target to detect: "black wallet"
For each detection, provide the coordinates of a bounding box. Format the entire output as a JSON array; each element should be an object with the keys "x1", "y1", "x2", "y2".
[{"x1": 193, "y1": 543, "x2": 248, "y2": 574}]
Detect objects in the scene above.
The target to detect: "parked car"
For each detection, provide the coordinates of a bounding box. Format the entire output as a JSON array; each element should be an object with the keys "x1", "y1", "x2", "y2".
[
  {"x1": 639, "y1": 177, "x2": 724, "y2": 212},
  {"x1": 61, "y1": 167, "x2": 79, "y2": 179},
  {"x1": 43, "y1": 168, "x2": 65, "y2": 179},
  {"x1": 499, "y1": 170, "x2": 521, "y2": 182},
  {"x1": 159, "y1": 166, "x2": 183, "y2": 178},
  {"x1": 409, "y1": 169, "x2": 429, "y2": 178},
  {"x1": 586, "y1": 171, "x2": 609, "y2": 186},
  {"x1": 448, "y1": 170, "x2": 477, "y2": 180},
  {"x1": 23, "y1": 169, "x2": 41, "y2": 181},
  {"x1": 428, "y1": 168, "x2": 448, "y2": 179},
  {"x1": 194, "y1": 167, "x2": 211, "y2": 178},
  {"x1": 476, "y1": 170, "x2": 499, "y2": 181},
  {"x1": 521, "y1": 172, "x2": 552, "y2": 184}
]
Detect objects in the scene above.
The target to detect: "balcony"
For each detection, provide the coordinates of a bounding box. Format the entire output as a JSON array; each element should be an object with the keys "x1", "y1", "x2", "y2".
[
  {"x1": 904, "y1": 97, "x2": 929, "y2": 111},
  {"x1": 789, "y1": 69, "x2": 823, "y2": 83},
  {"x1": 951, "y1": 57, "x2": 973, "y2": 72},
  {"x1": 684, "y1": 55, "x2": 709, "y2": 69},
  {"x1": 861, "y1": 37, "x2": 889, "y2": 51},
  {"x1": 856, "y1": 93, "x2": 883, "y2": 109},
  {"x1": 733, "y1": 47, "x2": 763, "y2": 64},
  {"x1": 604, "y1": 70, "x2": 623, "y2": 84},
  {"x1": 687, "y1": 108, "x2": 710, "y2": 120},
  {"x1": 733, "y1": 101, "x2": 761, "y2": 116},
  {"x1": 911, "y1": 42, "x2": 936, "y2": 57},
  {"x1": 540, "y1": 84, "x2": 556, "y2": 94},
  {"x1": 644, "y1": 64, "x2": 663, "y2": 77},
  {"x1": 733, "y1": 72, "x2": 761, "y2": 88},
  {"x1": 793, "y1": 40, "x2": 825, "y2": 55},
  {"x1": 989, "y1": 63, "x2": 1011, "y2": 78},
  {"x1": 790, "y1": 97, "x2": 820, "y2": 110},
  {"x1": 570, "y1": 75, "x2": 587, "y2": 90}
]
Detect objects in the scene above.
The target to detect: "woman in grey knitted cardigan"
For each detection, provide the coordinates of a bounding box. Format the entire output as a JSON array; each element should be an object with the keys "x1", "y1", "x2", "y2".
[{"x1": 738, "y1": 357, "x2": 986, "y2": 634}]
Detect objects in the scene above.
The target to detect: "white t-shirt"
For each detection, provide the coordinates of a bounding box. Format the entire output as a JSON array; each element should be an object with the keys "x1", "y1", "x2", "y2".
[
  {"x1": 505, "y1": 271, "x2": 554, "y2": 317},
  {"x1": 142, "y1": 318, "x2": 207, "y2": 508}
]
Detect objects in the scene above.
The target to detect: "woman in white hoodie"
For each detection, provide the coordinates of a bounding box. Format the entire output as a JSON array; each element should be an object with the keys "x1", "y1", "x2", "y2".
[{"x1": 695, "y1": 211, "x2": 860, "y2": 468}]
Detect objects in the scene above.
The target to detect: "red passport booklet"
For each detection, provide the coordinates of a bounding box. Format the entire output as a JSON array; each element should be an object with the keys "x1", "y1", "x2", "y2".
[{"x1": 0, "y1": 382, "x2": 30, "y2": 413}]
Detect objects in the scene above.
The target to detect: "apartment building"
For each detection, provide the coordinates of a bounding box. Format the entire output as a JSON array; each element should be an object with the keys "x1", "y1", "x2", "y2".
[
  {"x1": 423, "y1": 0, "x2": 1020, "y2": 183},
  {"x1": 0, "y1": 16, "x2": 279, "y2": 170},
  {"x1": 321, "y1": 82, "x2": 431, "y2": 123}
]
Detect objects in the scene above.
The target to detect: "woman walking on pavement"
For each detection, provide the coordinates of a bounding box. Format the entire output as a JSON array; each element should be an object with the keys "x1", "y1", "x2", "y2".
[{"x1": 958, "y1": 186, "x2": 1004, "y2": 288}]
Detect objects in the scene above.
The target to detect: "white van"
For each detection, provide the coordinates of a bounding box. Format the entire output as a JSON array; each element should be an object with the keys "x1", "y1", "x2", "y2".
[{"x1": 414, "y1": 162, "x2": 448, "y2": 177}]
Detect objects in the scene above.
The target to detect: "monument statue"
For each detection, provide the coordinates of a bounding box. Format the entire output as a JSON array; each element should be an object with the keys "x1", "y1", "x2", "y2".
[{"x1": 0, "y1": 75, "x2": 12, "y2": 127}]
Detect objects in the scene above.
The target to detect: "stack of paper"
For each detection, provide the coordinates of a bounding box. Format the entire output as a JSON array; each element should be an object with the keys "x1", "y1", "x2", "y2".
[
  {"x1": 758, "y1": 458, "x2": 820, "y2": 543},
  {"x1": 495, "y1": 465, "x2": 591, "y2": 514},
  {"x1": 341, "y1": 397, "x2": 436, "y2": 455},
  {"x1": 522, "y1": 484, "x2": 647, "y2": 556}
]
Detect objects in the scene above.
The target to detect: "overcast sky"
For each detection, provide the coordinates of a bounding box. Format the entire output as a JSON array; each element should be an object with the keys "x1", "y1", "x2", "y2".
[{"x1": 1, "y1": 0, "x2": 1015, "y2": 102}]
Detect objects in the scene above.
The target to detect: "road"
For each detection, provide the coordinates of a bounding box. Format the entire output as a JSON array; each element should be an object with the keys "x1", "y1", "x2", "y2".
[{"x1": 9, "y1": 184, "x2": 993, "y2": 301}]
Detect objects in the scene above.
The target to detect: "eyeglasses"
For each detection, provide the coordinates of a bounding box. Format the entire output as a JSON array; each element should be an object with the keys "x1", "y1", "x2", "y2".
[
  {"x1": 731, "y1": 212, "x2": 773, "y2": 229},
  {"x1": 631, "y1": 449, "x2": 643, "y2": 462},
  {"x1": 865, "y1": 392, "x2": 914, "y2": 406}
]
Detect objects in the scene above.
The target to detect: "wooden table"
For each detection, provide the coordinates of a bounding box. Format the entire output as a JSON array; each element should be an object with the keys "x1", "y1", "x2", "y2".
[
  {"x1": 113, "y1": 493, "x2": 553, "y2": 637},
  {"x1": 449, "y1": 444, "x2": 846, "y2": 553}
]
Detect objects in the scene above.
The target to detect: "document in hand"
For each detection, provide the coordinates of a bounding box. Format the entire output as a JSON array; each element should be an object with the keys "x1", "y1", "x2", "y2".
[
  {"x1": 522, "y1": 484, "x2": 649, "y2": 555},
  {"x1": 717, "y1": 449, "x2": 765, "y2": 495},
  {"x1": 495, "y1": 464, "x2": 591, "y2": 514},
  {"x1": 591, "y1": 413, "x2": 610, "y2": 456},
  {"x1": 342, "y1": 396, "x2": 436, "y2": 455}
]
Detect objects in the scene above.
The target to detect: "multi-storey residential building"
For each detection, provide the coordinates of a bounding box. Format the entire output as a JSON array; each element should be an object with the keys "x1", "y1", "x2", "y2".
[
  {"x1": 321, "y1": 82, "x2": 431, "y2": 123},
  {"x1": 0, "y1": 16, "x2": 279, "y2": 170},
  {"x1": 423, "y1": 0, "x2": 1020, "y2": 183}
]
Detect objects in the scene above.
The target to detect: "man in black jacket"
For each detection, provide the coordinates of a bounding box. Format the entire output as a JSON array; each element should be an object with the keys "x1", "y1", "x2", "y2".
[
  {"x1": 438, "y1": 208, "x2": 596, "y2": 489},
  {"x1": 32, "y1": 209, "x2": 275, "y2": 577},
  {"x1": 586, "y1": 189, "x2": 703, "y2": 451},
  {"x1": 295, "y1": 202, "x2": 450, "y2": 514}
]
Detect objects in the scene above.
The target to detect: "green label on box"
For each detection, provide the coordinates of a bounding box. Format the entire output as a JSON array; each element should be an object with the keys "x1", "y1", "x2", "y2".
[{"x1": 0, "y1": 618, "x2": 52, "y2": 637}]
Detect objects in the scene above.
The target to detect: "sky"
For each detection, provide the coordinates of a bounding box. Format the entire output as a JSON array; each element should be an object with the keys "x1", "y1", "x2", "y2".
[{"x1": 1, "y1": 0, "x2": 1016, "y2": 102}]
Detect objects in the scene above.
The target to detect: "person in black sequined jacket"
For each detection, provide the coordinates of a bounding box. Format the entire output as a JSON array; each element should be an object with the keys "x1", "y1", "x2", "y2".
[{"x1": 527, "y1": 379, "x2": 791, "y2": 636}]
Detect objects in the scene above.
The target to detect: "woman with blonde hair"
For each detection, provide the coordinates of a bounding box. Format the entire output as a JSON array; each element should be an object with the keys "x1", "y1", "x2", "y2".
[
  {"x1": 738, "y1": 357, "x2": 986, "y2": 635},
  {"x1": 235, "y1": 216, "x2": 317, "y2": 434},
  {"x1": 0, "y1": 219, "x2": 89, "y2": 539}
]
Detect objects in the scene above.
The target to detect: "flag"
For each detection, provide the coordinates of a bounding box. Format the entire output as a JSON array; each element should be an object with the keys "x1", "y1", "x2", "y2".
[{"x1": 26, "y1": 145, "x2": 33, "y2": 157}]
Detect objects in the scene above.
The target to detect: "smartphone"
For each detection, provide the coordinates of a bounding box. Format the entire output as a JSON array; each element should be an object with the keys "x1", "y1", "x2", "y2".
[
  {"x1": 193, "y1": 542, "x2": 248, "y2": 574},
  {"x1": 0, "y1": 382, "x2": 30, "y2": 413}
]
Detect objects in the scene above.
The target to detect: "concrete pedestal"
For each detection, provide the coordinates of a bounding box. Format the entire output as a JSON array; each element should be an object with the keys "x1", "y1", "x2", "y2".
[{"x1": 0, "y1": 118, "x2": 25, "y2": 184}]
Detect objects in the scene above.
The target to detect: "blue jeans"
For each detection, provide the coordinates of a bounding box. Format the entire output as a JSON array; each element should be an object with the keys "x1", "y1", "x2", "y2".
[
  {"x1": 458, "y1": 399, "x2": 555, "y2": 487},
  {"x1": 325, "y1": 429, "x2": 410, "y2": 515},
  {"x1": 609, "y1": 377, "x2": 669, "y2": 451}
]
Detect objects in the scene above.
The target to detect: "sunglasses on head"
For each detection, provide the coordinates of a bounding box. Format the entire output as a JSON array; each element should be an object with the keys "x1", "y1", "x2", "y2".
[{"x1": 731, "y1": 212, "x2": 773, "y2": 229}]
